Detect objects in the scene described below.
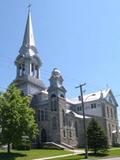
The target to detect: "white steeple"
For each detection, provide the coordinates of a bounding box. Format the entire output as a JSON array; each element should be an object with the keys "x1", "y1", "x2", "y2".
[
  {"x1": 22, "y1": 8, "x2": 35, "y2": 49},
  {"x1": 14, "y1": 7, "x2": 45, "y2": 95},
  {"x1": 19, "y1": 7, "x2": 40, "y2": 58}
]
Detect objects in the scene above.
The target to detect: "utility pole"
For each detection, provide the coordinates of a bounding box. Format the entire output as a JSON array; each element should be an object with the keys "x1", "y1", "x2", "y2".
[{"x1": 75, "y1": 83, "x2": 88, "y2": 159}]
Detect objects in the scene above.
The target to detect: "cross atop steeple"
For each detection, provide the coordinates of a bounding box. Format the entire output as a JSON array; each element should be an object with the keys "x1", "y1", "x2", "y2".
[{"x1": 28, "y1": 3, "x2": 32, "y2": 12}]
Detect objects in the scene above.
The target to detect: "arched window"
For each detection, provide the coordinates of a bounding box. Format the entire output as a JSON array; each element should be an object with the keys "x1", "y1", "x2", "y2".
[
  {"x1": 51, "y1": 97, "x2": 57, "y2": 111},
  {"x1": 45, "y1": 111, "x2": 48, "y2": 121},
  {"x1": 38, "y1": 110, "x2": 40, "y2": 121},
  {"x1": 52, "y1": 117, "x2": 57, "y2": 129},
  {"x1": 69, "y1": 130, "x2": 72, "y2": 138},
  {"x1": 63, "y1": 130, "x2": 66, "y2": 137},
  {"x1": 62, "y1": 110, "x2": 65, "y2": 126},
  {"x1": 19, "y1": 64, "x2": 22, "y2": 76},
  {"x1": 41, "y1": 110, "x2": 44, "y2": 121},
  {"x1": 51, "y1": 94, "x2": 56, "y2": 98},
  {"x1": 107, "y1": 106, "x2": 109, "y2": 118},
  {"x1": 31, "y1": 63, "x2": 34, "y2": 76},
  {"x1": 111, "y1": 108, "x2": 113, "y2": 119},
  {"x1": 22, "y1": 63, "x2": 25, "y2": 75},
  {"x1": 69, "y1": 120, "x2": 71, "y2": 127},
  {"x1": 19, "y1": 63, "x2": 25, "y2": 76},
  {"x1": 109, "y1": 123, "x2": 111, "y2": 137},
  {"x1": 75, "y1": 121, "x2": 78, "y2": 137},
  {"x1": 60, "y1": 94, "x2": 64, "y2": 98},
  {"x1": 35, "y1": 65, "x2": 39, "y2": 78}
]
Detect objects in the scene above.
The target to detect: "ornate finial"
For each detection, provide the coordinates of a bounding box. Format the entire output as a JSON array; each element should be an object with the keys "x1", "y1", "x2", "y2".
[{"x1": 28, "y1": 3, "x2": 32, "y2": 12}]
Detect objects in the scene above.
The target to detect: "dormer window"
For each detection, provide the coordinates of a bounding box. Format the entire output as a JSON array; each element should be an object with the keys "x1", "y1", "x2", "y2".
[
  {"x1": 106, "y1": 96, "x2": 114, "y2": 105},
  {"x1": 91, "y1": 103, "x2": 96, "y2": 109}
]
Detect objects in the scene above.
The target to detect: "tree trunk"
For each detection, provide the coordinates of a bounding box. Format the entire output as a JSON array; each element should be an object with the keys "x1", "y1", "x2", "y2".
[
  {"x1": 7, "y1": 143, "x2": 10, "y2": 153},
  {"x1": 94, "y1": 148, "x2": 97, "y2": 155}
]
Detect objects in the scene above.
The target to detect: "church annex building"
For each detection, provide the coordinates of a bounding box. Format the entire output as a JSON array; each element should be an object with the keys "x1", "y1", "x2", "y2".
[{"x1": 12, "y1": 9, "x2": 120, "y2": 148}]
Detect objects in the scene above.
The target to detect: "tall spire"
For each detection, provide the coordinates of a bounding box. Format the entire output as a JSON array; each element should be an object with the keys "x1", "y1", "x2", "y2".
[
  {"x1": 22, "y1": 5, "x2": 35, "y2": 47},
  {"x1": 19, "y1": 6, "x2": 39, "y2": 57}
]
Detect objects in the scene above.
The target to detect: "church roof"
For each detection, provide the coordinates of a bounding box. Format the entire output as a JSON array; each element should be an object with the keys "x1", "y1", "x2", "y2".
[
  {"x1": 67, "y1": 89, "x2": 118, "y2": 106},
  {"x1": 112, "y1": 129, "x2": 120, "y2": 133},
  {"x1": 66, "y1": 109, "x2": 91, "y2": 119}
]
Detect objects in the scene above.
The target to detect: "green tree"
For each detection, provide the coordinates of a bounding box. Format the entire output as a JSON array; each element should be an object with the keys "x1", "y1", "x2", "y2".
[
  {"x1": 87, "y1": 118, "x2": 108, "y2": 154},
  {"x1": 0, "y1": 84, "x2": 38, "y2": 153}
]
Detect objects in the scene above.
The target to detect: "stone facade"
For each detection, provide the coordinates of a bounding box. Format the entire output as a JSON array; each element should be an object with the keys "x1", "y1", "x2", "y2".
[{"x1": 12, "y1": 10, "x2": 120, "y2": 148}]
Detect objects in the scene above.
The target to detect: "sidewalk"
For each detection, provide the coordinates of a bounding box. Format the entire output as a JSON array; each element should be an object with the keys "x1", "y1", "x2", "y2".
[{"x1": 33, "y1": 149, "x2": 84, "y2": 160}]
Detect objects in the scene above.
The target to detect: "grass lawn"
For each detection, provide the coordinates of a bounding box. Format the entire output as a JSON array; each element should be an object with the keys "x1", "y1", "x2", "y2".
[
  {"x1": 109, "y1": 148, "x2": 120, "y2": 157},
  {"x1": 0, "y1": 148, "x2": 120, "y2": 160},
  {"x1": 0, "y1": 149, "x2": 71, "y2": 160}
]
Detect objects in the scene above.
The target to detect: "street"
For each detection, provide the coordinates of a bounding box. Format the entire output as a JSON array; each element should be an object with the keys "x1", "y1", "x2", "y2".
[{"x1": 100, "y1": 158, "x2": 120, "y2": 160}]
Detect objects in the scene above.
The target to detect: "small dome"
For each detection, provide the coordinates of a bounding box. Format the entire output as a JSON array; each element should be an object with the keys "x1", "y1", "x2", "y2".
[{"x1": 52, "y1": 68, "x2": 61, "y2": 77}]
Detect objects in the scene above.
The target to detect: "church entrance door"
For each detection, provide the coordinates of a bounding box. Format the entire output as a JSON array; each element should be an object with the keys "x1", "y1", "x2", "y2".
[{"x1": 41, "y1": 129, "x2": 47, "y2": 143}]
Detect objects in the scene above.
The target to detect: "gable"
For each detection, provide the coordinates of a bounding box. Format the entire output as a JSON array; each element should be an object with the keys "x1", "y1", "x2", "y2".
[{"x1": 104, "y1": 90, "x2": 118, "y2": 106}]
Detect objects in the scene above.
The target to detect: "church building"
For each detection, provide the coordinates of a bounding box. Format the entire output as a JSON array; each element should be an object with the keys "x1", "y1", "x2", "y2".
[{"x1": 13, "y1": 9, "x2": 120, "y2": 148}]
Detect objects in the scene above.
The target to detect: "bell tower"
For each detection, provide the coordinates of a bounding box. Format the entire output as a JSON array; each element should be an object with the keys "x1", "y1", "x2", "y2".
[
  {"x1": 48, "y1": 68, "x2": 66, "y2": 98},
  {"x1": 14, "y1": 8, "x2": 45, "y2": 95}
]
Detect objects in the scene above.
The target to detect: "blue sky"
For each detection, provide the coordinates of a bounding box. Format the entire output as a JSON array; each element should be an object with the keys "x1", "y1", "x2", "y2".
[{"x1": 0, "y1": 0, "x2": 120, "y2": 122}]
